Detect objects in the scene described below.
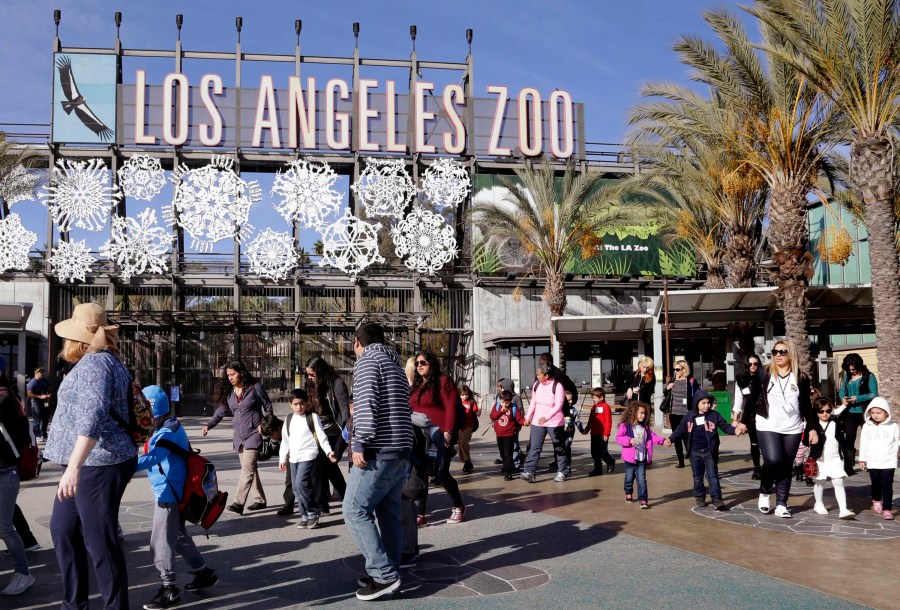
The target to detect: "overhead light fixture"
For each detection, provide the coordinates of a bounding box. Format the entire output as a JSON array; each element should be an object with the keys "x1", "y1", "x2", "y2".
[
  {"x1": 262, "y1": 324, "x2": 270, "y2": 340},
  {"x1": 199, "y1": 323, "x2": 205, "y2": 341},
  {"x1": 134, "y1": 323, "x2": 141, "y2": 340}
]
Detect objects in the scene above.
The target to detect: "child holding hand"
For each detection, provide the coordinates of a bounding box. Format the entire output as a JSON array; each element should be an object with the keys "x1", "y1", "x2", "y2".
[
  {"x1": 617, "y1": 401, "x2": 666, "y2": 509},
  {"x1": 582, "y1": 388, "x2": 615, "y2": 476},
  {"x1": 858, "y1": 397, "x2": 899, "y2": 520},
  {"x1": 491, "y1": 390, "x2": 525, "y2": 480}
]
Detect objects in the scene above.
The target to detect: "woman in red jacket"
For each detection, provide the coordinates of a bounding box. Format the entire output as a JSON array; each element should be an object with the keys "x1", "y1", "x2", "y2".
[{"x1": 410, "y1": 351, "x2": 466, "y2": 524}]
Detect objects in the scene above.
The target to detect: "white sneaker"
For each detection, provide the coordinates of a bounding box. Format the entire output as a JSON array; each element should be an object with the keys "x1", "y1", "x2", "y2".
[
  {"x1": 813, "y1": 503, "x2": 829, "y2": 515},
  {"x1": 758, "y1": 493, "x2": 771, "y2": 514},
  {"x1": 774, "y1": 505, "x2": 792, "y2": 518},
  {"x1": 554, "y1": 472, "x2": 566, "y2": 482},
  {"x1": 1, "y1": 573, "x2": 35, "y2": 595},
  {"x1": 839, "y1": 509, "x2": 856, "y2": 520}
]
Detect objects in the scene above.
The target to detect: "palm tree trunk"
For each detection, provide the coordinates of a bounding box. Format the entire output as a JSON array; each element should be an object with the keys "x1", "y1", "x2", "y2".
[
  {"x1": 851, "y1": 137, "x2": 900, "y2": 416},
  {"x1": 726, "y1": 227, "x2": 757, "y2": 288},
  {"x1": 768, "y1": 181, "x2": 812, "y2": 376},
  {"x1": 544, "y1": 272, "x2": 567, "y2": 367},
  {"x1": 704, "y1": 257, "x2": 727, "y2": 289}
]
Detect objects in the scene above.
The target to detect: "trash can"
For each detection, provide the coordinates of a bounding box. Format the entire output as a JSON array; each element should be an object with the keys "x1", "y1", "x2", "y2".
[{"x1": 709, "y1": 391, "x2": 732, "y2": 436}]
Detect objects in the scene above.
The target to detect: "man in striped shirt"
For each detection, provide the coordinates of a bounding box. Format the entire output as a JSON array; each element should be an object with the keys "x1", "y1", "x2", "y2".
[{"x1": 343, "y1": 322, "x2": 413, "y2": 601}]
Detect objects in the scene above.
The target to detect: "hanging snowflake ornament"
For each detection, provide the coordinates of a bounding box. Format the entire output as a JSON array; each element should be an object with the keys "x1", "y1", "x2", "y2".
[
  {"x1": 351, "y1": 158, "x2": 415, "y2": 219},
  {"x1": 246, "y1": 228, "x2": 298, "y2": 281},
  {"x1": 101, "y1": 208, "x2": 171, "y2": 281},
  {"x1": 319, "y1": 208, "x2": 384, "y2": 277},
  {"x1": 0, "y1": 213, "x2": 38, "y2": 273},
  {"x1": 41, "y1": 158, "x2": 121, "y2": 232},
  {"x1": 50, "y1": 239, "x2": 96, "y2": 283},
  {"x1": 164, "y1": 155, "x2": 260, "y2": 252},
  {"x1": 118, "y1": 155, "x2": 166, "y2": 201},
  {"x1": 0, "y1": 165, "x2": 40, "y2": 207},
  {"x1": 421, "y1": 158, "x2": 471, "y2": 211},
  {"x1": 271, "y1": 159, "x2": 343, "y2": 229},
  {"x1": 391, "y1": 207, "x2": 458, "y2": 275}
]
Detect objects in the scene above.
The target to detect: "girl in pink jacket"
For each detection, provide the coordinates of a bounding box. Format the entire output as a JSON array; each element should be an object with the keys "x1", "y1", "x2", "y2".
[
  {"x1": 617, "y1": 402, "x2": 666, "y2": 508},
  {"x1": 520, "y1": 364, "x2": 568, "y2": 483}
]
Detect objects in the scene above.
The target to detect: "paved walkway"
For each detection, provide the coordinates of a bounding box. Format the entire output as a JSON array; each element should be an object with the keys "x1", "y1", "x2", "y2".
[{"x1": 7, "y1": 417, "x2": 896, "y2": 609}]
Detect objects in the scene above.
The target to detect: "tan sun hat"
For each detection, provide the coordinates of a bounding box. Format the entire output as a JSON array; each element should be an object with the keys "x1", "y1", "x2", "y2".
[{"x1": 55, "y1": 303, "x2": 119, "y2": 353}]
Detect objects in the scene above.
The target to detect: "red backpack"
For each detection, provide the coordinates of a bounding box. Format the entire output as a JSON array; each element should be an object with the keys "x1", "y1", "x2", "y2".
[{"x1": 156, "y1": 439, "x2": 228, "y2": 533}]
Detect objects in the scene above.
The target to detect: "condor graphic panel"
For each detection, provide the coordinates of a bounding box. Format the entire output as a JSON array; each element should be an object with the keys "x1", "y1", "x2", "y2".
[{"x1": 52, "y1": 53, "x2": 117, "y2": 144}]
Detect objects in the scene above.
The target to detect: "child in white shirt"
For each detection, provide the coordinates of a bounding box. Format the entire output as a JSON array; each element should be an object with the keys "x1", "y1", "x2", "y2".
[
  {"x1": 279, "y1": 389, "x2": 336, "y2": 529},
  {"x1": 858, "y1": 397, "x2": 899, "y2": 520}
]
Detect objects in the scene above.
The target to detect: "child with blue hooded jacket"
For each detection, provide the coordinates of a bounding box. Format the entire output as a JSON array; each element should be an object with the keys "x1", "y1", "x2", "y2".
[
  {"x1": 136, "y1": 386, "x2": 218, "y2": 610},
  {"x1": 666, "y1": 389, "x2": 745, "y2": 511}
]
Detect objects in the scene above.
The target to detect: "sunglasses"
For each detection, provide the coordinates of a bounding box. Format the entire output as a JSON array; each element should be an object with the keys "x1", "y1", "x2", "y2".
[
  {"x1": 674, "y1": 367, "x2": 683, "y2": 372},
  {"x1": 748, "y1": 362, "x2": 759, "y2": 367},
  {"x1": 816, "y1": 409, "x2": 833, "y2": 414},
  {"x1": 415, "y1": 360, "x2": 429, "y2": 367},
  {"x1": 771, "y1": 349, "x2": 789, "y2": 356}
]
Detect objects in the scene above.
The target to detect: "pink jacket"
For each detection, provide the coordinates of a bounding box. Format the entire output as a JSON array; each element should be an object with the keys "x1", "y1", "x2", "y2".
[
  {"x1": 616, "y1": 422, "x2": 666, "y2": 464},
  {"x1": 526, "y1": 379, "x2": 565, "y2": 427}
]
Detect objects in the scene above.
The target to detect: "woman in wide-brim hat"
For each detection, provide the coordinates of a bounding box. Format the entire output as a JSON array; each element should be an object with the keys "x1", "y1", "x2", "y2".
[{"x1": 44, "y1": 303, "x2": 137, "y2": 610}]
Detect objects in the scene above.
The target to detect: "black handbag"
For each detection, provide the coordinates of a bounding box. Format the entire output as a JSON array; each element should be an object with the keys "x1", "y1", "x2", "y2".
[
  {"x1": 660, "y1": 392, "x2": 673, "y2": 414},
  {"x1": 257, "y1": 436, "x2": 279, "y2": 461}
]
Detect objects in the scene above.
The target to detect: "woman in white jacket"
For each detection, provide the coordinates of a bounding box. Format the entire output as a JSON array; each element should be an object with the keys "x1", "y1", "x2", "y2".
[{"x1": 858, "y1": 397, "x2": 899, "y2": 520}]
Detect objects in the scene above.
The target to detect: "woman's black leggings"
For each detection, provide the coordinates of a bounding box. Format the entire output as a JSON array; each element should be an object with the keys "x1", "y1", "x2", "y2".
[
  {"x1": 757, "y1": 431, "x2": 802, "y2": 506},
  {"x1": 668, "y1": 414, "x2": 689, "y2": 465},
  {"x1": 841, "y1": 411, "x2": 864, "y2": 475},
  {"x1": 416, "y1": 443, "x2": 464, "y2": 514}
]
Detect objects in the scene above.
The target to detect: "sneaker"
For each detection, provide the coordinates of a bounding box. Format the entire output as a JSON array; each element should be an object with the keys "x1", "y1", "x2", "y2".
[
  {"x1": 226, "y1": 503, "x2": 244, "y2": 515},
  {"x1": 415, "y1": 516, "x2": 427, "y2": 528},
  {"x1": 751, "y1": 467, "x2": 761, "y2": 480},
  {"x1": 494, "y1": 458, "x2": 503, "y2": 465},
  {"x1": 246, "y1": 502, "x2": 267, "y2": 511},
  {"x1": 625, "y1": 493, "x2": 634, "y2": 503},
  {"x1": 504, "y1": 474, "x2": 515, "y2": 481},
  {"x1": 1, "y1": 573, "x2": 35, "y2": 596},
  {"x1": 712, "y1": 499, "x2": 727, "y2": 511},
  {"x1": 399, "y1": 553, "x2": 417, "y2": 568},
  {"x1": 587, "y1": 469, "x2": 602, "y2": 477},
  {"x1": 695, "y1": 497, "x2": 707, "y2": 507},
  {"x1": 462, "y1": 461, "x2": 474, "y2": 473},
  {"x1": 276, "y1": 505, "x2": 294, "y2": 516},
  {"x1": 447, "y1": 506, "x2": 465, "y2": 524},
  {"x1": 520, "y1": 472, "x2": 536, "y2": 483},
  {"x1": 184, "y1": 568, "x2": 218, "y2": 592},
  {"x1": 640, "y1": 501, "x2": 650, "y2": 509},
  {"x1": 873, "y1": 501, "x2": 884, "y2": 514},
  {"x1": 306, "y1": 515, "x2": 320, "y2": 529},
  {"x1": 355, "y1": 578, "x2": 400, "y2": 601},
  {"x1": 774, "y1": 505, "x2": 792, "y2": 518},
  {"x1": 553, "y1": 472, "x2": 566, "y2": 482},
  {"x1": 606, "y1": 462, "x2": 615, "y2": 474},
  {"x1": 143, "y1": 585, "x2": 180, "y2": 609},
  {"x1": 839, "y1": 509, "x2": 856, "y2": 520},
  {"x1": 813, "y1": 503, "x2": 829, "y2": 515},
  {"x1": 758, "y1": 494, "x2": 771, "y2": 514},
  {"x1": 296, "y1": 519, "x2": 308, "y2": 529},
  {"x1": 883, "y1": 510, "x2": 895, "y2": 521},
  {"x1": 358, "y1": 575, "x2": 374, "y2": 587}
]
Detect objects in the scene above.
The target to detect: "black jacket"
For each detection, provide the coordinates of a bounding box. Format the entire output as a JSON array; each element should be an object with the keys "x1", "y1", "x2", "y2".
[
  {"x1": 0, "y1": 386, "x2": 27, "y2": 470},
  {"x1": 630, "y1": 372, "x2": 656, "y2": 405},
  {"x1": 757, "y1": 371, "x2": 813, "y2": 425},
  {"x1": 803, "y1": 418, "x2": 845, "y2": 461},
  {"x1": 736, "y1": 369, "x2": 764, "y2": 423}
]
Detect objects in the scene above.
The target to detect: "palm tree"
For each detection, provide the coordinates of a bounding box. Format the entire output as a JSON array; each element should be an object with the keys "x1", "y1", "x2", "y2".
[
  {"x1": 747, "y1": 0, "x2": 900, "y2": 412},
  {"x1": 0, "y1": 133, "x2": 42, "y2": 216},
  {"x1": 468, "y1": 159, "x2": 629, "y2": 354}
]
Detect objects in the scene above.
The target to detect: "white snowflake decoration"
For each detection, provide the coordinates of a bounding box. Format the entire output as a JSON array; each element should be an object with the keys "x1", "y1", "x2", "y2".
[
  {"x1": 50, "y1": 239, "x2": 96, "y2": 283},
  {"x1": 422, "y1": 158, "x2": 470, "y2": 211},
  {"x1": 41, "y1": 158, "x2": 121, "y2": 232},
  {"x1": 118, "y1": 155, "x2": 166, "y2": 201},
  {"x1": 391, "y1": 207, "x2": 458, "y2": 275},
  {"x1": 319, "y1": 208, "x2": 384, "y2": 277},
  {"x1": 271, "y1": 159, "x2": 343, "y2": 230},
  {"x1": 101, "y1": 208, "x2": 171, "y2": 281},
  {"x1": 246, "y1": 228, "x2": 298, "y2": 281},
  {"x1": 0, "y1": 213, "x2": 38, "y2": 273},
  {"x1": 351, "y1": 158, "x2": 414, "y2": 219},
  {"x1": 165, "y1": 155, "x2": 261, "y2": 252},
  {"x1": 0, "y1": 165, "x2": 39, "y2": 207}
]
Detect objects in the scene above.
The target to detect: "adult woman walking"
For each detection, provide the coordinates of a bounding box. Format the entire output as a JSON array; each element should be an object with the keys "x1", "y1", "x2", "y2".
[
  {"x1": 521, "y1": 363, "x2": 569, "y2": 483},
  {"x1": 44, "y1": 303, "x2": 137, "y2": 609},
  {"x1": 626, "y1": 356, "x2": 656, "y2": 406},
  {"x1": 410, "y1": 351, "x2": 466, "y2": 524},
  {"x1": 664, "y1": 360, "x2": 698, "y2": 468},
  {"x1": 732, "y1": 353, "x2": 765, "y2": 479},
  {"x1": 305, "y1": 356, "x2": 351, "y2": 511},
  {"x1": 838, "y1": 353, "x2": 878, "y2": 476},
  {"x1": 202, "y1": 360, "x2": 273, "y2": 514},
  {"x1": 756, "y1": 340, "x2": 813, "y2": 517}
]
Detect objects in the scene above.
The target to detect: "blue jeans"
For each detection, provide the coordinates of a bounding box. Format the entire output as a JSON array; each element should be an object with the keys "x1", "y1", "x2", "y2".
[
  {"x1": 523, "y1": 425, "x2": 570, "y2": 475},
  {"x1": 342, "y1": 458, "x2": 408, "y2": 584},
  {"x1": 624, "y1": 461, "x2": 648, "y2": 502},
  {"x1": 690, "y1": 448, "x2": 722, "y2": 500},
  {"x1": 0, "y1": 467, "x2": 28, "y2": 575},
  {"x1": 290, "y1": 460, "x2": 320, "y2": 519}
]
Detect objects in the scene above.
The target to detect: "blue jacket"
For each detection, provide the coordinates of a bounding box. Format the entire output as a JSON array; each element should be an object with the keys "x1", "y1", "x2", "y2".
[
  {"x1": 669, "y1": 389, "x2": 736, "y2": 458},
  {"x1": 136, "y1": 417, "x2": 189, "y2": 503}
]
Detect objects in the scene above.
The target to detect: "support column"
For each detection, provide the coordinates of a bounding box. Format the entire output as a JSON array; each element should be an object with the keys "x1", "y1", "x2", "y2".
[
  {"x1": 764, "y1": 321, "x2": 775, "y2": 355},
  {"x1": 651, "y1": 311, "x2": 664, "y2": 415}
]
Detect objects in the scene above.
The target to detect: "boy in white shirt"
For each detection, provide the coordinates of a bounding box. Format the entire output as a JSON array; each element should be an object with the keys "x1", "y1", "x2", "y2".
[{"x1": 279, "y1": 389, "x2": 337, "y2": 529}]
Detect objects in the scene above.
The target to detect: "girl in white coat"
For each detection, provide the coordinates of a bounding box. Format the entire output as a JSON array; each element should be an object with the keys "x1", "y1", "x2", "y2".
[{"x1": 858, "y1": 397, "x2": 899, "y2": 520}]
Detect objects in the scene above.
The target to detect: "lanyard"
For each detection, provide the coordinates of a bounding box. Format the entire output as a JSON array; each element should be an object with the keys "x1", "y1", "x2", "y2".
[{"x1": 775, "y1": 373, "x2": 792, "y2": 405}]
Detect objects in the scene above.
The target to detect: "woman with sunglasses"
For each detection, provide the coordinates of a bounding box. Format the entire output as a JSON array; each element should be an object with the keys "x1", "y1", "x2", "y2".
[
  {"x1": 755, "y1": 340, "x2": 813, "y2": 518},
  {"x1": 838, "y1": 353, "x2": 878, "y2": 477},
  {"x1": 732, "y1": 354, "x2": 765, "y2": 480},
  {"x1": 664, "y1": 360, "x2": 698, "y2": 468},
  {"x1": 409, "y1": 351, "x2": 467, "y2": 524}
]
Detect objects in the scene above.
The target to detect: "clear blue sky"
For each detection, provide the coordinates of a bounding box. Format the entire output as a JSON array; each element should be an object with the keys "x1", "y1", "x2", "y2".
[{"x1": 0, "y1": 0, "x2": 749, "y2": 254}]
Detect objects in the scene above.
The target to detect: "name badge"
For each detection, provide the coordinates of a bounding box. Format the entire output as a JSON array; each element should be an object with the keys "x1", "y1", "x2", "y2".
[
  {"x1": 694, "y1": 416, "x2": 706, "y2": 426},
  {"x1": 741, "y1": 387, "x2": 751, "y2": 396},
  {"x1": 595, "y1": 407, "x2": 604, "y2": 414},
  {"x1": 682, "y1": 398, "x2": 688, "y2": 405}
]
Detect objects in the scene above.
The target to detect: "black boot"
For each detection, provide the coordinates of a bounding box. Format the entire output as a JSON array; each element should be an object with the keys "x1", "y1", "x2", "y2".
[
  {"x1": 143, "y1": 585, "x2": 180, "y2": 610},
  {"x1": 751, "y1": 467, "x2": 761, "y2": 480},
  {"x1": 185, "y1": 568, "x2": 219, "y2": 592}
]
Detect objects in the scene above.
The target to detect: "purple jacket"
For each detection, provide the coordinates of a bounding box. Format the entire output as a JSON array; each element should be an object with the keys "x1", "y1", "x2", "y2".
[
  {"x1": 205, "y1": 382, "x2": 273, "y2": 451},
  {"x1": 616, "y1": 422, "x2": 666, "y2": 464}
]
